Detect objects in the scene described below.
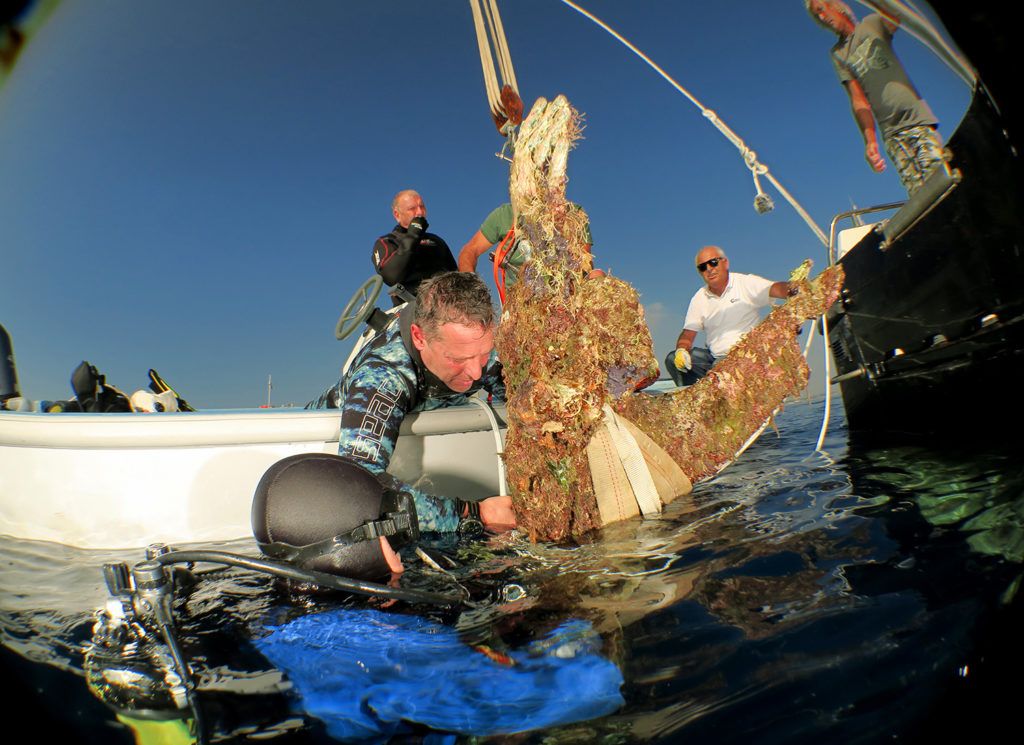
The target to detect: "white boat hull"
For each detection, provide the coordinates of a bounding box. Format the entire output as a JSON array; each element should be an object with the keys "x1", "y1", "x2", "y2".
[{"x1": 0, "y1": 405, "x2": 506, "y2": 549}]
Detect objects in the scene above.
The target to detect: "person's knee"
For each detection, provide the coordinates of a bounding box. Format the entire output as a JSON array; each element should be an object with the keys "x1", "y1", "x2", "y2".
[
  {"x1": 681, "y1": 348, "x2": 715, "y2": 386},
  {"x1": 690, "y1": 347, "x2": 715, "y2": 371}
]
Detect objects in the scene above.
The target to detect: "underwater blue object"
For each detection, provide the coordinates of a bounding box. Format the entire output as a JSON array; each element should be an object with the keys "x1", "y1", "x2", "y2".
[{"x1": 255, "y1": 609, "x2": 624, "y2": 741}]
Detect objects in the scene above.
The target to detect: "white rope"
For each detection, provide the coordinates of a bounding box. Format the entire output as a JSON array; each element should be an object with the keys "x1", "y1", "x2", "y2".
[
  {"x1": 469, "y1": 0, "x2": 520, "y2": 125},
  {"x1": 814, "y1": 312, "x2": 834, "y2": 452},
  {"x1": 469, "y1": 0, "x2": 502, "y2": 117},
  {"x1": 483, "y1": 0, "x2": 519, "y2": 93},
  {"x1": 557, "y1": 0, "x2": 829, "y2": 247},
  {"x1": 469, "y1": 394, "x2": 508, "y2": 496},
  {"x1": 794, "y1": 309, "x2": 835, "y2": 453},
  {"x1": 556, "y1": 0, "x2": 839, "y2": 453}
]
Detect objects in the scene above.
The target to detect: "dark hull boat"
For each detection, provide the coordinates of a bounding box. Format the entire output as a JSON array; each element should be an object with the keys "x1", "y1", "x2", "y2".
[{"x1": 825, "y1": 3, "x2": 1024, "y2": 437}]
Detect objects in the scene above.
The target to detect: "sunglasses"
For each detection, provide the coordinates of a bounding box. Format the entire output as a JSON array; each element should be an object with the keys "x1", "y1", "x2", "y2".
[{"x1": 697, "y1": 257, "x2": 725, "y2": 273}]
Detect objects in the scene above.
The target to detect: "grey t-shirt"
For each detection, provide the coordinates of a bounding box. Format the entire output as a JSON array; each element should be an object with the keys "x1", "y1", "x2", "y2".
[{"x1": 830, "y1": 14, "x2": 937, "y2": 137}]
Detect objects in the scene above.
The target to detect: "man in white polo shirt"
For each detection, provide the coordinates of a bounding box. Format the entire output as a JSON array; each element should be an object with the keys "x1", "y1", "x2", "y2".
[{"x1": 665, "y1": 245, "x2": 794, "y2": 386}]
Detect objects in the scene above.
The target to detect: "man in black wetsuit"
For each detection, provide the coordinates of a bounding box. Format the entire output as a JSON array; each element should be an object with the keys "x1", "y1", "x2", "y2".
[{"x1": 372, "y1": 189, "x2": 457, "y2": 305}]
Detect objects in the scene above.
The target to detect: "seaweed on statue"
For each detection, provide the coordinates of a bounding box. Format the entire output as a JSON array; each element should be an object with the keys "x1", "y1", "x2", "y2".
[
  {"x1": 614, "y1": 261, "x2": 843, "y2": 484},
  {"x1": 495, "y1": 95, "x2": 843, "y2": 542}
]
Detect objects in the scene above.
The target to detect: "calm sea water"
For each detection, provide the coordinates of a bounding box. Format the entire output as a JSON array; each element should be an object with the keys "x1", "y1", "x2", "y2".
[{"x1": 2, "y1": 399, "x2": 1021, "y2": 743}]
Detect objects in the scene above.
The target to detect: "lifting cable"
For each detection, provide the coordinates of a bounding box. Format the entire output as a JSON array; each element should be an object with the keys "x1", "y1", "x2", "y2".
[
  {"x1": 469, "y1": 0, "x2": 523, "y2": 144},
  {"x1": 558, "y1": 0, "x2": 841, "y2": 453},
  {"x1": 473, "y1": 2, "x2": 839, "y2": 453},
  {"x1": 556, "y1": 0, "x2": 828, "y2": 248}
]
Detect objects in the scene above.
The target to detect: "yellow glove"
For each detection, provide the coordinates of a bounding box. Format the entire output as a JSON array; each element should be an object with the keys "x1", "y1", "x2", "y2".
[{"x1": 673, "y1": 348, "x2": 692, "y2": 371}]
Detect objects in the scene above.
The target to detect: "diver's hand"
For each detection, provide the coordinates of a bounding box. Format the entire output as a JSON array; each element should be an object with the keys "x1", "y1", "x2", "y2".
[
  {"x1": 380, "y1": 536, "x2": 404, "y2": 574},
  {"x1": 406, "y1": 216, "x2": 429, "y2": 239},
  {"x1": 673, "y1": 348, "x2": 692, "y2": 372},
  {"x1": 479, "y1": 495, "x2": 516, "y2": 532}
]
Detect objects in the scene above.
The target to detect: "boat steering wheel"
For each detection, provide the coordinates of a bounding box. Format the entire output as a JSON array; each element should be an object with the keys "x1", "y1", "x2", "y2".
[{"x1": 335, "y1": 275, "x2": 384, "y2": 340}]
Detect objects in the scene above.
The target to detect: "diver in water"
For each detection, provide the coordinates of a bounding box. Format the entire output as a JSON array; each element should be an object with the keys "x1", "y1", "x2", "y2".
[{"x1": 307, "y1": 271, "x2": 515, "y2": 573}]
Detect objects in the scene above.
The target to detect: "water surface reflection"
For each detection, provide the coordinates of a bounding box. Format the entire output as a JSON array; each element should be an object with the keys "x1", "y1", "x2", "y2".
[{"x1": 1, "y1": 404, "x2": 1020, "y2": 742}]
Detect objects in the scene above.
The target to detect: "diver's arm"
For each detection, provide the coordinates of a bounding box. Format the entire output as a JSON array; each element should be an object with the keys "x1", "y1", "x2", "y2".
[
  {"x1": 372, "y1": 232, "x2": 416, "y2": 286},
  {"x1": 337, "y1": 364, "x2": 462, "y2": 532}
]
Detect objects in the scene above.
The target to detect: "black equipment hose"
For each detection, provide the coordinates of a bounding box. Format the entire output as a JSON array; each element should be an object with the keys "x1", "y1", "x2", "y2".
[{"x1": 150, "y1": 550, "x2": 464, "y2": 606}]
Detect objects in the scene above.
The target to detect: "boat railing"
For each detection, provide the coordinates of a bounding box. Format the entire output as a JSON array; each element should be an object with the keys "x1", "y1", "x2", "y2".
[
  {"x1": 878, "y1": 166, "x2": 962, "y2": 249},
  {"x1": 827, "y1": 202, "x2": 904, "y2": 266},
  {"x1": 827, "y1": 164, "x2": 962, "y2": 265}
]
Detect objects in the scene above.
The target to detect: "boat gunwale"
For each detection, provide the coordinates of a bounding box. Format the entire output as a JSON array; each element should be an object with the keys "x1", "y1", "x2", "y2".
[{"x1": 0, "y1": 403, "x2": 507, "y2": 448}]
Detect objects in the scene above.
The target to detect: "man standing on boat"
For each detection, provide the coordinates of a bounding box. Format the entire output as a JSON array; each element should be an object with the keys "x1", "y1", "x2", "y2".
[
  {"x1": 309, "y1": 271, "x2": 514, "y2": 536},
  {"x1": 372, "y1": 189, "x2": 457, "y2": 305},
  {"x1": 805, "y1": 0, "x2": 945, "y2": 194},
  {"x1": 666, "y1": 246, "x2": 794, "y2": 386}
]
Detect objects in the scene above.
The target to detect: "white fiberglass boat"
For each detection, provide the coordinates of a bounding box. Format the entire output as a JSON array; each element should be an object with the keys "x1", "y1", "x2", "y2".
[{"x1": 0, "y1": 403, "x2": 506, "y2": 549}]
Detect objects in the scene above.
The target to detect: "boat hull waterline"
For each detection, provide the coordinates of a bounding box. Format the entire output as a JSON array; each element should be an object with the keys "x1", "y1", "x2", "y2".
[{"x1": 0, "y1": 405, "x2": 506, "y2": 549}]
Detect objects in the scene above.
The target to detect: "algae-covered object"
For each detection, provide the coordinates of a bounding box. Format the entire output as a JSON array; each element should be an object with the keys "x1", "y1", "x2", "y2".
[{"x1": 495, "y1": 95, "x2": 842, "y2": 541}]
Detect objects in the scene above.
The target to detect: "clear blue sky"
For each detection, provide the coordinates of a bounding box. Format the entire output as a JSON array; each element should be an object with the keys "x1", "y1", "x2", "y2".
[{"x1": 0, "y1": 1, "x2": 971, "y2": 407}]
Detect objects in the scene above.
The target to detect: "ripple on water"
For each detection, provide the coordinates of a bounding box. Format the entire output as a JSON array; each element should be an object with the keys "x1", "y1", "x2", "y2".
[{"x1": 1, "y1": 404, "x2": 1022, "y2": 742}]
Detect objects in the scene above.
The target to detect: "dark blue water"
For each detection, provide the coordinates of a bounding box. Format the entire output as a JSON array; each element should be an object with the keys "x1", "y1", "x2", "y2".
[{"x1": 2, "y1": 400, "x2": 1021, "y2": 743}]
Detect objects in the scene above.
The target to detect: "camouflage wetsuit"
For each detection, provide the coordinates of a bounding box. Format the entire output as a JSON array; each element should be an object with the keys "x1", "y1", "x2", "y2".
[{"x1": 309, "y1": 305, "x2": 504, "y2": 532}]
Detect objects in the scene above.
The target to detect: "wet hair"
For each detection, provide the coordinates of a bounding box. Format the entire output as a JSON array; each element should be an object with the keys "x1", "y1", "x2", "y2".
[
  {"x1": 414, "y1": 271, "x2": 496, "y2": 338},
  {"x1": 804, "y1": 0, "x2": 856, "y2": 32}
]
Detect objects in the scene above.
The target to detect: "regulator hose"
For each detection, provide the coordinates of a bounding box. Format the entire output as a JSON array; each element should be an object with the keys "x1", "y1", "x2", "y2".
[{"x1": 149, "y1": 550, "x2": 465, "y2": 606}]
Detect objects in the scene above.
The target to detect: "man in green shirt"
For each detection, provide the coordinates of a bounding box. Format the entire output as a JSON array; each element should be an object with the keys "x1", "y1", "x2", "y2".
[{"x1": 458, "y1": 203, "x2": 597, "y2": 298}]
